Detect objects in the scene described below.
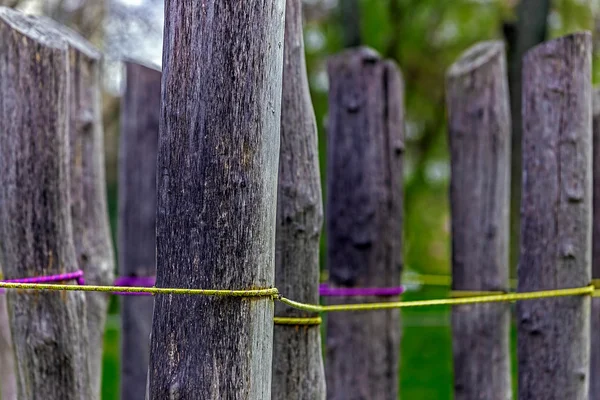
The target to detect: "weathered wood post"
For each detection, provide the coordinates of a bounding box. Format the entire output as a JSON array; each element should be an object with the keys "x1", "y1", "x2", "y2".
[
  {"x1": 0, "y1": 7, "x2": 91, "y2": 399},
  {"x1": 591, "y1": 88, "x2": 600, "y2": 400},
  {"x1": 446, "y1": 41, "x2": 512, "y2": 399},
  {"x1": 148, "y1": 1, "x2": 285, "y2": 398},
  {"x1": 118, "y1": 60, "x2": 160, "y2": 400},
  {"x1": 518, "y1": 32, "x2": 592, "y2": 399},
  {"x1": 0, "y1": 290, "x2": 17, "y2": 400},
  {"x1": 42, "y1": 19, "x2": 116, "y2": 397},
  {"x1": 326, "y1": 48, "x2": 404, "y2": 400},
  {"x1": 272, "y1": 0, "x2": 326, "y2": 398}
]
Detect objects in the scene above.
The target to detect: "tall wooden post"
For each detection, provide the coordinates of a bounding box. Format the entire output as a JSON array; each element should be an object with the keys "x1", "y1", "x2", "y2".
[
  {"x1": 0, "y1": 291, "x2": 16, "y2": 400},
  {"x1": 272, "y1": 0, "x2": 326, "y2": 398},
  {"x1": 148, "y1": 1, "x2": 285, "y2": 398},
  {"x1": 591, "y1": 88, "x2": 600, "y2": 400},
  {"x1": 446, "y1": 41, "x2": 512, "y2": 399},
  {"x1": 42, "y1": 18, "x2": 116, "y2": 397},
  {"x1": 0, "y1": 7, "x2": 91, "y2": 399},
  {"x1": 518, "y1": 32, "x2": 592, "y2": 399},
  {"x1": 326, "y1": 48, "x2": 404, "y2": 400},
  {"x1": 119, "y1": 60, "x2": 161, "y2": 400}
]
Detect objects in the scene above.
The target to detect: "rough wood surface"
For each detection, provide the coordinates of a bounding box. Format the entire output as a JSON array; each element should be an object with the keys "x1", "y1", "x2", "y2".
[
  {"x1": 591, "y1": 88, "x2": 600, "y2": 400},
  {"x1": 272, "y1": 0, "x2": 326, "y2": 398},
  {"x1": 118, "y1": 60, "x2": 161, "y2": 400},
  {"x1": 0, "y1": 292, "x2": 16, "y2": 400},
  {"x1": 518, "y1": 32, "x2": 592, "y2": 400},
  {"x1": 325, "y1": 47, "x2": 404, "y2": 400},
  {"x1": 446, "y1": 41, "x2": 512, "y2": 400},
  {"x1": 42, "y1": 18, "x2": 116, "y2": 397},
  {"x1": 148, "y1": 1, "x2": 285, "y2": 398},
  {"x1": 0, "y1": 7, "x2": 91, "y2": 399}
]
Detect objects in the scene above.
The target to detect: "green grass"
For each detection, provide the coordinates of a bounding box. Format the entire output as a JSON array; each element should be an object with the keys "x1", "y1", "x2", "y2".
[{"x1": 100, "y1": 286, "x2": 518, "y2": 399}]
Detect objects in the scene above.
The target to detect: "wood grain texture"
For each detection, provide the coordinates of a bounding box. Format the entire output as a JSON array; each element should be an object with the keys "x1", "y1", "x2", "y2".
[
  {"x1": 591, "y1": 88, "x2": 600, "y2": 400},
  {"x1": 148, "y1": 1, "x2": 285, "y2": 398},
  {"x1": 118, "y1": 60, "x2": 161, "y2": 400},
  {"x1": 325, "y1": 47, "x2": 404, "y2": 400},
  {"x1": 0, "y1": 7, "x2": 91, "y2": 399},
  {"x1": 446, "y1": 41, "x2": 512, "y2": 400},
  {"x1": 42, "y1": 18, "x2": 116, "y2": 397},
  {"x1": 272, "y1": 0, "x2": 326, "y2": 398},
  {"x1": 0, "y1": 293, "x2": 16, "y2": 400},
  {"x1": 518, "y1": 32, "x2": 592, "y2": 400}
]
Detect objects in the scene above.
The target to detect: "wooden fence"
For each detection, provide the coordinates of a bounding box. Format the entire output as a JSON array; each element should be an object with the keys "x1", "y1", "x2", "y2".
[{"x1": 0, "y1": 2, "x2": 599, "y2": 400}]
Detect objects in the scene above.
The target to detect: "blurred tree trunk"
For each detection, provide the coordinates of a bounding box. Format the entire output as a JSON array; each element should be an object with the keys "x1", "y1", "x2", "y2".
[
  {"x1": 119, "y1": 61, "x2": 160, "y2": 400},
  {"x1": 504, "y1": 0, "x2": 551, "y2": 273},
  {"x1": 272, "y1": 0, "x2": 326, "y2": 398}
]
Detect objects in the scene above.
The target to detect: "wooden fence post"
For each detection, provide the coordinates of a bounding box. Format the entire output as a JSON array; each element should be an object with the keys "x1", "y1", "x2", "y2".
[
  {"x1": 118, "y1": 60, "x2": 161, "y2": 400},
  {"x1": 0, "y1": 7, "x2": 91, "y2": 399},
  {"x1": 519, "y1": 32, "x2": 592, "y2": 399},
  {"x1": 446, "y1": 41, "x2": 512, "y2": 399},
  {"x1": 0, "y1": 291, "x2": 17, "y2": 400},
  {"x1": 43, "y1": 19, "x2": 116, "y2": 397},
  {"x1": 591, "y1": 88, "x2": 600, "y2": 400},
  {"x1": 326, "y1": 47, "x2": 404, "y2": 400},
  {"x1": 148, "y1": 1, "x2": 285, "y2": 398},
  {"x1": 272, "y1": 0, "x2": 326, "y2": 398}
]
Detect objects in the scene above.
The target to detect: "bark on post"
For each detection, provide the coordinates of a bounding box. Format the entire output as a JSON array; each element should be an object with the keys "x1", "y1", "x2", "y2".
[
  {"x1": 591, "y1": 88, "x2": 600, "y2": 400},
  {"x1": 272, "y1": 0, "x2": 326, "y2": 398},
  {"x1": 518, "y1": 32, "x2": 592, "y2": 399},
  {"x1": 0, "y1": 7, "x2": 91, "y2": 399},
  {"x1": 446, "y1": 41, "x2": 512, "y2": 400},
  {"x1": 0, "y1": 291, "x2": 17, "y2": 400},
  {"x1": 42, "y1": 19, "x2": 116, "y2": 397},
  {"x1": 118, "y1": 60, "x2": 160, "y2": 400},
  {"x1": 326, "y1": 48, "x2": 404, "y2": 400},
  {"x1": 148, "y1": 1, "x2": 285, "y2": 398}
]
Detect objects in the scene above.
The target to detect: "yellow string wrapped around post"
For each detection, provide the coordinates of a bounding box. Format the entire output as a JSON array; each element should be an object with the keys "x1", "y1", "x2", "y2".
[{"x1": 0, "y1": 281, "x2": 597, "y2": 326}]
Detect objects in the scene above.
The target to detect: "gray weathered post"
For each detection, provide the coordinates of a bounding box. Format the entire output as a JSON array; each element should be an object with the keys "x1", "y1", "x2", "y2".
[
  {"x1": 446, "y1": 41, "x2": 512, "y2": 400},
  {"x1": 148, "y1": 1, "x2": 285, "y2": 398},
  {"x1": 326, "y1": 48, "x2": 404, "y2": 400},
  {"x1": 118, "y1": 60, "x2": 161, "y2": 400},
  {"x1": 0, "y1": 292, "x2": 17, "y2": 400},
  {"x1": 42, "y1": 19, "x2": 116, "y2": 397},
  {"x1": 591, "y1": 88, "x2": 600, "y2": 400},
  {"x1": 518, "y1": 32, "x2": 592, "y2": 399},
  {"x1": 272, "y1": 0, "x2": 326, "y2": 398},
  {"x1": 0, "y1": 7, "x2": 91, "y2": 399}
]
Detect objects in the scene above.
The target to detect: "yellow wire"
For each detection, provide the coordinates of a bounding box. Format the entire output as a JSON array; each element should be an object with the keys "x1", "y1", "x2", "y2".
[
  {"x1": 450, "y1": 290, "x2": 504, "y2": 298},
  {"x1": 273, "y1": 317, "x2": 322, "y2": 326},
  {"x1": 277, "y1": 285, "x2": 595, "y2": 313},
  {"x1": 0, "y1": 282, "x2": 596, "y2": 313}
]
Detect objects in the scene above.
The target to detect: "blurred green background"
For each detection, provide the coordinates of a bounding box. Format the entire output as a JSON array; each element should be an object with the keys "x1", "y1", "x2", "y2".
[{"x1": 9, "y1": 0, "x2": 596, "y2": 398}]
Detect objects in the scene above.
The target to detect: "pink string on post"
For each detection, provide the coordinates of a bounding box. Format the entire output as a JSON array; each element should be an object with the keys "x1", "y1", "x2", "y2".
[{"x1": 0, "y1": 270, "x2": 85, "y2": 293}]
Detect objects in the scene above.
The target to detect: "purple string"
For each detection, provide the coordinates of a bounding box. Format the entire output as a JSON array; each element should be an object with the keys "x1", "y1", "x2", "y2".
[
  {"x1": 0, "y1": 270, "x2": 85, "y2": 293},
  {"x1": 319, "y1": 283, "x2": 404, "y2": 297},
  {"x1": 113, "y1": 276, "x2": 156, "y2": 296}
]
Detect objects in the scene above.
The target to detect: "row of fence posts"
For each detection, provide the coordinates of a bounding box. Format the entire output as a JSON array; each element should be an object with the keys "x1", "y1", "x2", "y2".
[{"x1": 0, "y1": 1, "x2": 599, "y2": 399}]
